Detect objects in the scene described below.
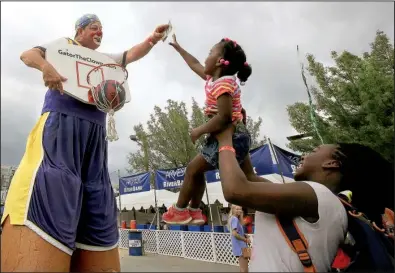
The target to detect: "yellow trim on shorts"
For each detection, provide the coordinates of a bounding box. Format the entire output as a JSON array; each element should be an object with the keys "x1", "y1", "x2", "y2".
[{"x1": 1, "y1": 112, "x2": 49, "y2": 225}]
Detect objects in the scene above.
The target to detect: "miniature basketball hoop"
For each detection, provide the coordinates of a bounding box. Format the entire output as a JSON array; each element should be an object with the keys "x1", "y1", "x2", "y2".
[{"x1": 87, "y1": 63, "x2": 129, "y2": 142}]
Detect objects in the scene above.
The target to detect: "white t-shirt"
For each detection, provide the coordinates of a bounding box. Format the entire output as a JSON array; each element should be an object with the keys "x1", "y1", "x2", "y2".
[{"x1": 249, "y1": 181, "x2": 348, "y2": 272}]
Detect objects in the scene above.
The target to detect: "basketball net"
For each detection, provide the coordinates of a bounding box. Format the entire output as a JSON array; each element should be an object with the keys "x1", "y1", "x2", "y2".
[{"x1": 87, "y1": 63, "x2": 128, "y2": 142}]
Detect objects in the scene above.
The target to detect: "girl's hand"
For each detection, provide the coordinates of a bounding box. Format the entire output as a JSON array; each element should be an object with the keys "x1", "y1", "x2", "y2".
[
  {"x1": 190, "y1": 128, "x2": 202, "y2": 144},
  {"x1": 169, "y1": 34, "x2": 181, "y2": 50}
]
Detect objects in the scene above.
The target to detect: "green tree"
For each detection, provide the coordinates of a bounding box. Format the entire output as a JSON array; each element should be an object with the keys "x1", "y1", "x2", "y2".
[
  {"x1": 246, "y1": 115, "x2": 267, "y2": 150},
  {"x1": 287, "y1": 30, "x2": 394, "y2": 163},
  {"x1": 127, "y1": 98, "x2": 266, "y2": 174}
]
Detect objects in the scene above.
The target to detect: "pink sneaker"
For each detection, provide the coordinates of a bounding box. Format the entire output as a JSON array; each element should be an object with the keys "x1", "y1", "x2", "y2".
[
  {"x1": 162, "y1": 206, "x2": 192, "y2": 225},
  {"x1": 189, "y1": 208, "x2": 205, "y2": 225}
]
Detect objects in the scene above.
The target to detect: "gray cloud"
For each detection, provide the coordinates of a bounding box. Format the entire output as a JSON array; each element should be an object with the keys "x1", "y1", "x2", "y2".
[{"x1": 1, "y1": 2, "x2": 394, "y2": 178}]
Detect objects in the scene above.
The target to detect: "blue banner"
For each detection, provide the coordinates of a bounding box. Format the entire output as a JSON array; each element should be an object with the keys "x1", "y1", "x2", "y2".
[
  {"x1": 250, "y1": 144, "x2": 275, "y2": 176},
  {"x1": 272, "y1": 145, "x2": 301, "y2": 178},
  {"x1": 205, "y1": 169, "x2": 220, "y2": 184},
  {"x1": 154, "y1": 145, "x2": 298, "y2": 186},
  {"x1": 119, "y1": 172, "x2": 151, "y2": 195},
  {"x1": 155, "y1": 167, "x2": 186, "y2": 190},
  {"x1": 205, "y1": 144, "x2": 274, "y2": 183}
]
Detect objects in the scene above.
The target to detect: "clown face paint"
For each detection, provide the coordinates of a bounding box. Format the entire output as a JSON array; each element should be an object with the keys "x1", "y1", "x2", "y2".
[
  {"x1": 88, "y1": 22, "x2": 103, "y2": 46},
  {"x1": 92, "y1": 34, "x2": 102, "y2": 46}
]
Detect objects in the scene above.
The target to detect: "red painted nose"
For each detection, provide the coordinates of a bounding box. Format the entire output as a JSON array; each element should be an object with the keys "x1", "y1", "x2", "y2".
[{"x1": 90, "y1": 31, "x2": 103, "y2": 37}]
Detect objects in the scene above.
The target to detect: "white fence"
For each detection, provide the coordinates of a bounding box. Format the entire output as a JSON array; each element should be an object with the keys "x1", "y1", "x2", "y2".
[{"x1": 118, "y1": 228, "x2": 254, "y2": 266}]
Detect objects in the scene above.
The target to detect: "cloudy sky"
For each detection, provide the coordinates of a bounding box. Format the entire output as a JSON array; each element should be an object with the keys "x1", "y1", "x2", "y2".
[{"x1": 1, "y1": 2, "x2": 394, "y2": 181}]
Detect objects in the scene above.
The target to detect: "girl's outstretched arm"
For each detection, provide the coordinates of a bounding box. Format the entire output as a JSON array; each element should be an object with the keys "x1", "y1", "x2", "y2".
[
  {"x1": 169, "y1": 34, "x2": 206, "y2": 80},
  {"x1": 215, "y1": 126, "x2": 319, "y2": 219}
]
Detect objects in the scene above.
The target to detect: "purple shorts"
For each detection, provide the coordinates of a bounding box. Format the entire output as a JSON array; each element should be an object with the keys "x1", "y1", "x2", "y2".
[{"x1": 1, "y1": 112, "x2": 119, "y2": 255}]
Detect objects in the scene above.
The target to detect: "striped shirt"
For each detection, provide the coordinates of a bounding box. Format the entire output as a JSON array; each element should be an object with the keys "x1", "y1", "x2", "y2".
[{"x1": 204, "y1": 75, "x2": 243, "y2": 122}]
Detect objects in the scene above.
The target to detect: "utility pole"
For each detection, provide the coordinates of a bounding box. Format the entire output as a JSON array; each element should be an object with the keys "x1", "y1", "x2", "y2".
[
  {"x1": 130, "y1": 134, "x2": 160, "y2": 230},
  {"x1": 118, "y1": 169, "x2": 122, "y2": 226}
]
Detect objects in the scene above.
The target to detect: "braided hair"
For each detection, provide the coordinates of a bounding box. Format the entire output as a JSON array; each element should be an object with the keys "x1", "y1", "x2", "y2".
[
  {"x1": 218, "y1": 38, "x2": 252, "y2": 85},
  {"x1": 334, "y1": 143, "x2": 394, "y2": 226}
]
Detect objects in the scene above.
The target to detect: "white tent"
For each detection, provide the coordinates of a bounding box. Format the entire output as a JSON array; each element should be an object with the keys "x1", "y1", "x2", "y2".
[
  {"x1": 117, "y1": 189, "x2": 176, "y2": 210},
  {"x1": 203, "y1": 174, "x2": 294, "y2": 207}
]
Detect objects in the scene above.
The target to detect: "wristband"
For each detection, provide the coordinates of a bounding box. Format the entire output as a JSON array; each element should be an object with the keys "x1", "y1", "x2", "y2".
[
  {"x1": 219, "y1": 145, "x2": 235, "y2": 154},
  {"x1": 146, "y1": 35, "x2": 155, "y2": 47}
]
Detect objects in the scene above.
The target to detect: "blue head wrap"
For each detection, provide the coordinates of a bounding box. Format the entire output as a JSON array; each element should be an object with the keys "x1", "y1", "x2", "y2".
[{"x1": 75, "y1": 14, "x2": 101, "y2": 31}]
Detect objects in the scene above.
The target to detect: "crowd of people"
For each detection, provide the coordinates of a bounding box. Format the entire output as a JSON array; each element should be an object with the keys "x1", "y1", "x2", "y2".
[{"x1": 1, "y1": 12, "x2": 393, "y2": 273}]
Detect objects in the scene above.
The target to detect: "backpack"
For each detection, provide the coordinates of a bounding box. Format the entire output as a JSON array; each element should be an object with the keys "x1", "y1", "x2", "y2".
[{"x1": 276, "y1": 197, "x2": 394, "y2": 272}]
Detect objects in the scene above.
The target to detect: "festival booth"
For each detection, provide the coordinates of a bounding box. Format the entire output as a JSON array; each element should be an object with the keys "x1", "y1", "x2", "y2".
[
  {"x1": 118, "y1": 141, "x2": 301, "y2": 266},
  {"x1": 117, "y1": 189, "x2": 176, "y2": 210},
  {"x1": 117, "y1": 188, "x2": 176, "y2": 230},
  {"x1": 117, "y1": 171, "x2": 178, "y2": 229}
]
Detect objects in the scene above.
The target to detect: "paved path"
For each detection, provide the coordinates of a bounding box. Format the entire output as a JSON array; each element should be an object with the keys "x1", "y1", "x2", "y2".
[{"x1": 120, "y1": 250, "x2": 238, "y2": 272}]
